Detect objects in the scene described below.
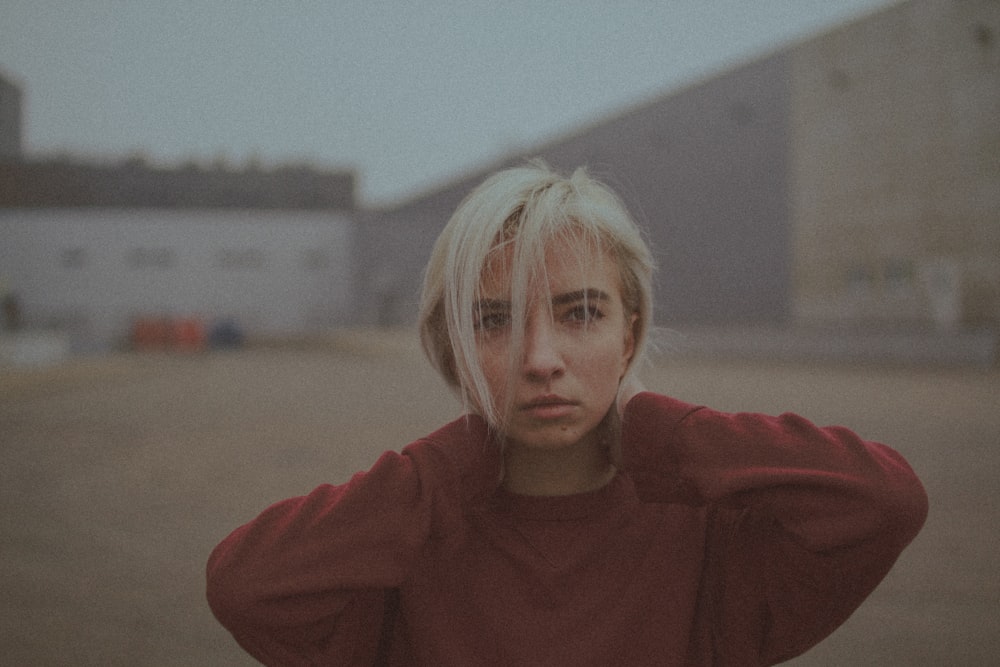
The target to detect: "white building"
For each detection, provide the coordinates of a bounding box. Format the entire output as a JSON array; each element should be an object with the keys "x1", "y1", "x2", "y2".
[
  {"x1": 1, "y1": 136, "x2": 358, "y2": 356},
  {"x1": 0, "y1": 207, "x2": 355, "y2": 353}
]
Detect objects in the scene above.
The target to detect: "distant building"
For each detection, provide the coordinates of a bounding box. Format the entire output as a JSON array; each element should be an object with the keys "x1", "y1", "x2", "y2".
[
  {"x1": 789, "y1": 0, "x2": 999, "y2": 330},
  {"x1": 359, "y1": 0, "x2": 999, "y2": 334},
  {"x1": 0, "y1": 152, "x2": 358, "y2": 351},
  {"x1": 0, "y1": 68, "x2": 22, "y2": 160},
  {"x1": 0, "y1": 158, "x2": 355, "y2": 210},
  {"x1": 2, "y1": 0, "x2": 997, "y2": 358},
  {"x1": 0, "y1": 207, "x2": 356, "y2": 351},
  {"x1": 358, "y1": 49, "x2": 791, "y2": 328}
]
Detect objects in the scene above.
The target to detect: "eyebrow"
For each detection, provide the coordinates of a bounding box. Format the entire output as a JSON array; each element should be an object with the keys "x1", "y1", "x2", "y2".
[
  {"x1": 474, "y1": 288, "x2": 611, "y2": 311},
  {"x1": 473, "y1": 298, "x2": 511, "y2": 312},
  {"x1": 552, "y1": 288, "x2": 611, "y2": 307}
]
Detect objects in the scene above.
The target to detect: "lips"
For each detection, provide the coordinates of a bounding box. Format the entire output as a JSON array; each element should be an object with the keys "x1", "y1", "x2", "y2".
[{"x1": 519, "y1": 395, "x2": 578, "y2": 419}]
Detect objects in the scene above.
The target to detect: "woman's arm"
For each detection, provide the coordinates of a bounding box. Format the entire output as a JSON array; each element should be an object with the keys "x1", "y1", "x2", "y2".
[
  {"x1": 620, "y1": 392, "x2": 928, "y2": 663},
  {"x1": 206, "y1": 415, "x2": 499, "y2": 665}
]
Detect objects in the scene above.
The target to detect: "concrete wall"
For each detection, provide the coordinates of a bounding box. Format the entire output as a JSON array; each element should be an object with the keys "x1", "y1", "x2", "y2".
[
  {"x1": 789, "y1": 0, "x2": 1000, "y2": 329},
  {"x1": 360, "y1": 52, "x2": 792, "y2": 328},
  {"x1": 0, "y1": 209, "x2": 356, "y2": 350},
  {"x1": 361, "y1": 0, "x2": 999, "y2": 337},
  {"x1": 538, "y1": 53, "x2": 791, "y2": 326},
  {"x1": 356, "y1": 192, "x2": 475, "y2": 327}
]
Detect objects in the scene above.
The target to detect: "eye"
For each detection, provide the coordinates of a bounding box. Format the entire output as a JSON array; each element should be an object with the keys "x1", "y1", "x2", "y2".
[
  {"x1": 475, "y1": 311, "x2": 510, "y2": 332},
  {"x1": 563, "y1": 303, "x2": 604, "y2": 325}
]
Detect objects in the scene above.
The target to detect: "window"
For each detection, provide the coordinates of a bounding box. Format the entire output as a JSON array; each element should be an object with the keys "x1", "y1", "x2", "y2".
[
  {"x1": 884, "y1": 259, "x2": 915, "y2": 294},
  {"x1": 974, "y1": 24, "x2": 993, "y2": 49},
  {"x1": 216, "y1": 248, "x2": 266, "y2": 270},
  {"x1": 128, "y1": 247, "x2": 177, "y2": 269}
]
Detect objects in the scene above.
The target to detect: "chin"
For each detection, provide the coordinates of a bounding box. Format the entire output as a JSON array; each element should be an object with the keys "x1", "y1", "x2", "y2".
[{"x1": 510, "y1": 424, "x2": 591, "y2": 451}]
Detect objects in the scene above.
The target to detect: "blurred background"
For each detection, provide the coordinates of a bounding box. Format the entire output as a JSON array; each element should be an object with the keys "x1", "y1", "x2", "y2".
[{"x1": 1, "y1": 0, "x2": 998, "y2": 664}]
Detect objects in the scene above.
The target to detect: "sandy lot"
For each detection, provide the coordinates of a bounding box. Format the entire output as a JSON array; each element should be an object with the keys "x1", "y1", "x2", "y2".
[{"x1": 1, "y1": 331, "x2": 998, "y2": 665}]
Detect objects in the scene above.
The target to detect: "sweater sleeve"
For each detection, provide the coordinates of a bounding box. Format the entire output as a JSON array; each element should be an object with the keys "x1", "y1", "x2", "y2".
[
  {"x1": 205, "y1": 415, "x2": 500, "y2": 666},
  {"x1": 620, "y1": 392, "x2": 928, "y2": 665}
]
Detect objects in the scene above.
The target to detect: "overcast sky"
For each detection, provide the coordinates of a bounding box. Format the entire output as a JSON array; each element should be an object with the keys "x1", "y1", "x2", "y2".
[{"x1": 1, "y1": 1, "x2": 899, "y2": 206}]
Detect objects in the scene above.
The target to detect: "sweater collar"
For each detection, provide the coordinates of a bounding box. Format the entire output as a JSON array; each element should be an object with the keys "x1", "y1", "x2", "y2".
[{"x1": 489, "y1": 472, "x2": 638, "y2": 521}]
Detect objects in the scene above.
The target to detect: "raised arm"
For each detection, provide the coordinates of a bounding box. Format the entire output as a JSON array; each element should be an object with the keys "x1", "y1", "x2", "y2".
[
  {"x1": 620, "y1": 392, "x2": 928, "y2": 663},
  {"x1": 206, "y1": 416, "x2": 499, "y2": 665}
]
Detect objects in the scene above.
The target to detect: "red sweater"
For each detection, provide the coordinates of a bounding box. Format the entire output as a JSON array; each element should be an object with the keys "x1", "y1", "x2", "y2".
[{"x1": 206, "y1": 393, "x2": 927, "y2": 666}]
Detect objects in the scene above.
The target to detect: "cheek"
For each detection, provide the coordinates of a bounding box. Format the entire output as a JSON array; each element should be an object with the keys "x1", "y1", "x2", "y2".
[
  {"x1": 578, "y1": 338, "x2": 631, "y2": 390},
  {"x1": 477, "y1": 342, "x2": 510, "y2": 397}
]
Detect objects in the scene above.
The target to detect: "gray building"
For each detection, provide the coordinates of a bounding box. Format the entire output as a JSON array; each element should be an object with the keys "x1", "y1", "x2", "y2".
[
  {"x1": 359, "y1": 53, "x2": 789, "y2": 329},
  {"x1": 359, "y1": 0, "x2": 999, "y2": 336}
]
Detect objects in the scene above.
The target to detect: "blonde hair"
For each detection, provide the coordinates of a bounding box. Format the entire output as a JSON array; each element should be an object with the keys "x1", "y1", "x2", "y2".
[{"x1": 418, "y1": 160, "x2": 654, "y2": 429}]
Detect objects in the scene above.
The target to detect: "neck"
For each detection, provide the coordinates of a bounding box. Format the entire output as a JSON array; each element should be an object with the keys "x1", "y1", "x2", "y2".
[{"x1": 502, "y1": 435, "x2": 616, "y2": 496}]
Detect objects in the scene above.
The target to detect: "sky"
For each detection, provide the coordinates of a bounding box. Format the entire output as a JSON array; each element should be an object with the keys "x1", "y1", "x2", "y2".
[{"x1": 0, "y1": 1, "x2": 899, "y2": 206}]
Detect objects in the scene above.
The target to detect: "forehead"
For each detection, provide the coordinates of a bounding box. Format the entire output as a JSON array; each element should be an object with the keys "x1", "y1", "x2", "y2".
[{"x1": 479, "y1": 234, "x2": 621, "y2": 298}]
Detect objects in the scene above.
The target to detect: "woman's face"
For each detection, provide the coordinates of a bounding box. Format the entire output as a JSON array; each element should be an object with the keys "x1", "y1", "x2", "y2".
[{"x1": 475, "y1": 236, "x2": 636, "y2": 452}]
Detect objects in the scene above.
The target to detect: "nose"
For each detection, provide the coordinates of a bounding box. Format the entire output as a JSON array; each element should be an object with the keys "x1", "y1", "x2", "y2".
[{"x1": 521, "y1": 314, "x2": 564, "y2": 382}]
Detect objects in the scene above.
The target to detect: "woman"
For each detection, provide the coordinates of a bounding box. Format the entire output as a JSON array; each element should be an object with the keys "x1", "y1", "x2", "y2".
[{"x1": 207, "y1": 162, "x2": 927, "y2": 665}]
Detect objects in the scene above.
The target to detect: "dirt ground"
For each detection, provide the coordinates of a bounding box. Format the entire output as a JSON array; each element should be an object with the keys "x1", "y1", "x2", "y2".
[{"x1": 1, "y1": 330, "x2": 997, "y2": 665}]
